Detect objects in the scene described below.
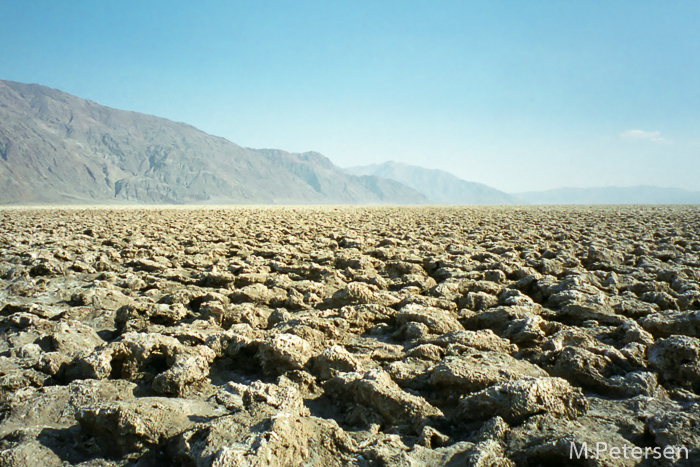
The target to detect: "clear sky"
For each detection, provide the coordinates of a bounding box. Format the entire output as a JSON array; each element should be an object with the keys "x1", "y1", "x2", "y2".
[{"x1": 1, "y1": 1, "x2": 699, "y2": 192}]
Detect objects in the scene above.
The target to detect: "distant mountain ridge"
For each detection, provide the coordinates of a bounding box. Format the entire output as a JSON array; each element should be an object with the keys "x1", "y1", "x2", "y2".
[
  {"x1": 345, "y1": 161, "x2": 517, "y2": 205},
  {"x1": 515, "y1": 186, "x2": 700, "y2": 205},
  {"x1": 0, "y1": 80, "x2": 427, "y2": 205},
  {"x1": 3, "y1": 80, "x2": 695, "y2": 206}
]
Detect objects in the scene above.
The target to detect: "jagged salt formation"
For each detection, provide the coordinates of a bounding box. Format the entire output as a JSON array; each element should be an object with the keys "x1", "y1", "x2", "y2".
[{"x1": 0, "y1": 205, "x2": 699, "y2": 466}]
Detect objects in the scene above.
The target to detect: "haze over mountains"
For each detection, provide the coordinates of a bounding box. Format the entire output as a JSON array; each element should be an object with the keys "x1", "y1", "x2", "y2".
[
  {"x1": 345, "y1": 161, "x2": 518, "y2": 205},
  {"x1": 346, "y1": 162, "x2": 700, "y2": 205},
  {"x1": 0, "y1": 79, "x2": 696, "y2": 206},
  {"x1": 0, "y1": 80, "x2": 426, "y2": 205},
  {"x1": 515, "y1": 186, "x2": 700, "y2": 205}
]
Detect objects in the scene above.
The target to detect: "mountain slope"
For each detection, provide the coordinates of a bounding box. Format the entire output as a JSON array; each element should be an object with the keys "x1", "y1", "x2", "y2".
[
  {"x1": 345, "y1": 161, "x2": 517, "y2": 205},
  {"x1": 515, "y1": 186, "x2": 700, "y2": 205},
  {"x1": 0, "y1": 80, "x2": 427, "y2": 204}
]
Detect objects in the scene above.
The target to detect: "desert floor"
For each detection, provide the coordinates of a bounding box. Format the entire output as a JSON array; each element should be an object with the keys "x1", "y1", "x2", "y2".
[{"x1": 0, "y1": 205, "x2": 699, "y2": 466}]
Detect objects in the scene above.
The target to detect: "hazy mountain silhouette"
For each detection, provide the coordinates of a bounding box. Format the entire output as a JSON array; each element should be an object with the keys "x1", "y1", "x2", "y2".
[
  {"x1": 0, "y1": 80, "x2": 427, "y2": 205},
  {"x1": 515, "y1": 186, "x2": 700, "y2": 205},
  {"x1": 345, "y1": 161, "x2": 517, "y2": 205}
]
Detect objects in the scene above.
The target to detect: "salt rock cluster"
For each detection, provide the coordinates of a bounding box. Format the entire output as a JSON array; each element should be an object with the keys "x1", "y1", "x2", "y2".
[{"x1": 0, "y1": 205, "x2": 698, "y2": 466}]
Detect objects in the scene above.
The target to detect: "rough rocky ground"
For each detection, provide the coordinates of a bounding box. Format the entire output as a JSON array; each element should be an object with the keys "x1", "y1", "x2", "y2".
[{"x1": 0, "y1": 205, "x2": 698, "y2": 467}]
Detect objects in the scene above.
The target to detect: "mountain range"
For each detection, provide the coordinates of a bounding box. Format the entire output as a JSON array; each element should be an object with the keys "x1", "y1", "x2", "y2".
[
  {"x1": 515, "y1": 186, "x2": 700, "y2": 205},
  {"x1": 0, "y1": 79, "x2": 697, "y2": 206},
  {"x1": 0, "y1": 80, "x2": 426, "y2": 205},
  {"x1": 344, "y1": 161, "x2": 518, "y2": 205}
]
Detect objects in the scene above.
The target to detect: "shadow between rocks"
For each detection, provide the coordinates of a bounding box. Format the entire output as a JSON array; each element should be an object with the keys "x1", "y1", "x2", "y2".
[
  {"x1": 38, "y1": 425, "x2": 175, "y2": 466},
  {"x1": 37, "y1": 426, "x2": 99, "y2": 464}
]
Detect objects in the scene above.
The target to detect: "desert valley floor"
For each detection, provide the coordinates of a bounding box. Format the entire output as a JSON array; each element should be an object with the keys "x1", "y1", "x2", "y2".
[{"x1": 0, "y1": 206, "x2": 699, "y2": 466}]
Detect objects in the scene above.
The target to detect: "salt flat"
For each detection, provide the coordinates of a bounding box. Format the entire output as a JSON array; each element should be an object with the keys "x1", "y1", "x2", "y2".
[{"x1": 0, "y1": 206, "x2": 699, "y2": 465}]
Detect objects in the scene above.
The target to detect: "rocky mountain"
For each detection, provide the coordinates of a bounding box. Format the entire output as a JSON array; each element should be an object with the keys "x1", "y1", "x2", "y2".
[
  {"x1": 0, "y1": 80, "x2": 427, "y2": 205},
  {"x1": 515, "y1": 186, "x2": 700, "y2": 205},
  {"x1": 345, "y1": 161, "x2": 517, "y2": 205}
]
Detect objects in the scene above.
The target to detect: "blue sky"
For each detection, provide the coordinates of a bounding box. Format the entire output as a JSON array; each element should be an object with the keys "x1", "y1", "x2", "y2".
[{"x1": 1, "y1": 1, "x2": 698, "y2": 192}]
